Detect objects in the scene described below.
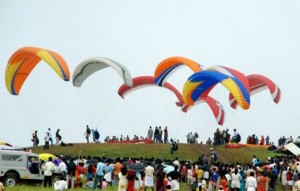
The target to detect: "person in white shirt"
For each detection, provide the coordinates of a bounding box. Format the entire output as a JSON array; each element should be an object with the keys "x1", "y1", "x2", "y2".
[
  {"x1": 144, "y1": 162, "x2": 154, "y2": 191},
  {"x1": 231, "y1": 168, "x2": 241, "y2": 191},
  {"x1": 173, "y1": 158, "x2": 180, "y2": 171},
  {"x1": 225, "y1": 169, "x2": 232, "y2": 188},
  {"x1": 246, "y1": 171, "x2": 257, "y2": 191},
  {"x1": 54, "y1": 178, "x2": 68, "y2": 190},
  {"x1": 59, "y1": 158, "x2": 67, "y2": 180},
  {"x1": 43, "y1": 133, "x2": 50, "y2": 150},
  {"x1": 42, "y1": 157, "x2": 56, "y2": 187},
  {"x1": 48, "y1": 128, "x2": 53, "y2": 145}
]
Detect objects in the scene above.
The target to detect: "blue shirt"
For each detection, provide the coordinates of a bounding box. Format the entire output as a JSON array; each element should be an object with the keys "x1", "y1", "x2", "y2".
[
  {"x1": 105, "y1": 164, "x2": 114, "y2": 173},
  {"x1": 96, "y1": 162, "x2": 106, "y2": 176}
]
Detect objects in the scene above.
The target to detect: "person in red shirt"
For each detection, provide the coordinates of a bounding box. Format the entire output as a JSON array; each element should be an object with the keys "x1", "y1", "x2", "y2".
[
  {"x1": 286, "y1": 168, "x2": 294, "y2": 191},
  {"x1": 259, "y1": 136, "x2": 265, "y2": 145}
]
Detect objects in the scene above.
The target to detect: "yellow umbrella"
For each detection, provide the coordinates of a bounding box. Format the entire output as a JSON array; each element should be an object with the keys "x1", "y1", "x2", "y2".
[{"x1": 39, "y1": 153, "x2": 57, "y2": 161}]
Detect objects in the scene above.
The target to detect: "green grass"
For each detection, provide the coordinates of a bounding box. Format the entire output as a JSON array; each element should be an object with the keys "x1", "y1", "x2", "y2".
[
  {"x1": 4, "y1": 143, "x2": 283, "y2": 190},
  {"x1": 31, "y1": 143, "x2": 282, "y2": 164}
]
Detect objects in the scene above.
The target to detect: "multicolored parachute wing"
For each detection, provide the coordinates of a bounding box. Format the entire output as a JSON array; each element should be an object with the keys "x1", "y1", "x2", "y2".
[
  {"x1": 183, "y1": 70, "x2": 250, "y2": 109},
  {"x1": 230, "y1": 74, "x2": 281, "y2": 108},
  {"x1": 5, "y1": 47, "x2": 70, "y2": 95},
  {"x1": 206, "y1": 65, "x2": 250, "y2": 93},
  {"x1": 72, "y1": 57, "x2": 132, "y2": 87},
  {"x1": 181, "y1": 96, "x2": 225, "y2": 125},
  {"x1": 154, "y1": 56, "x2": 202, "y2": 86},
  {"x1": 118, "y1": 76, "x2": 184, "y2": 105}
]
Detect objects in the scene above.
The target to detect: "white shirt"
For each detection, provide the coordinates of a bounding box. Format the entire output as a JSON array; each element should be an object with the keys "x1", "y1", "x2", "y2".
[
  {"x1": 246, "y1": 176, "x2": 257, "y2": 191},
  {"x1": 145, "y1": 165, "x2": 154, "y2": 178},
  {"x1": 59, "y1": 161, "x2": 67, "y2": 173},
  {"x1": 231, "y1": 173, "x2": 241, "y2": 188},
  {"x1": 54, "y1": 180, "x2": 68, "y2": 190},
  {"x1": 225, "y1": 173, "x2": 232, "y2": 186},
  {"x1": 44, "y1": 135, "x2": 50, "y2": 142},
  {"x1": 42, "y1": 161, "x2": 55, "y2": 176}
]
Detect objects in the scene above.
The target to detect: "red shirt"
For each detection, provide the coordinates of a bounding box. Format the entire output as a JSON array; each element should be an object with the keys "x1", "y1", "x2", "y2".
[{"x1": 286, "y1": 171, "x2": 293, "y2": 181}]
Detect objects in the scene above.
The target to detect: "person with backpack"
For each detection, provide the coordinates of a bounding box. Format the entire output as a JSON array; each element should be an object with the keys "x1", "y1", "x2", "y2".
[{"x1": 94, "y1": 129, "x2": 100, "y2": 143}]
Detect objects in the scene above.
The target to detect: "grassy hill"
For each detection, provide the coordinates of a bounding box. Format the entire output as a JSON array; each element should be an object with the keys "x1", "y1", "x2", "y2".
[{"x1": 31, "y1": 143, "x2": 283, "y2": 163}]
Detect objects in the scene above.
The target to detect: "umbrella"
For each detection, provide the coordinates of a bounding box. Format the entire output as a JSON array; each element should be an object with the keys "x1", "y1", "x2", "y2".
[
  {"x1": 53, "y1": 158, "x2": 62, "y2": 165},
  {"x1": 163, "y1": 165, "x2": 175, "y2": 174},
  {"x1": 127, "y1": 163, "x2": 145, "y2": 172},
  {"x1": 86, "y1": 159, "x2": 98, "y2": 164},
  {"x1": 39, "y1": 153, "x2": 57, "y2": 161}
]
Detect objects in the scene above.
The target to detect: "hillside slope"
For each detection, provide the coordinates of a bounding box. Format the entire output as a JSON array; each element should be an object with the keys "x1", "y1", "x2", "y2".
[{"x1": 31, "y1": 143, "x2": 282, "y2": 164}]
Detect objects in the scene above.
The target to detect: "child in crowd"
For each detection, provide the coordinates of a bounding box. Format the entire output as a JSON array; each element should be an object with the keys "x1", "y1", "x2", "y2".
[{"x1": 85, "y1": 177, "x2": 93, "y2": 189}]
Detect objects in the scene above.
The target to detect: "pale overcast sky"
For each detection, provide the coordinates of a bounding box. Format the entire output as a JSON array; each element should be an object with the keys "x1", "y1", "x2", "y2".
[{"x1": 0, "y1": 1, "x2": 299, "y2": 147}]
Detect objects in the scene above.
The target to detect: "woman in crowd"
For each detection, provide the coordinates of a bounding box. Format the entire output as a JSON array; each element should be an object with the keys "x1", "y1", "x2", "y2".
[{"x1": 256, "y1": 172, "x2": 269, "y2": 191}]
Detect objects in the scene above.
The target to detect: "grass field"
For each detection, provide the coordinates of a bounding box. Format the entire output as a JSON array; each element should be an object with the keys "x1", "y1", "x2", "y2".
[
  {"x1": 4, "y1": 143, "x2": 284, "y2": 190},
  {"x1": 31, "y1": 143, "x2": 282, "y2": 164}
]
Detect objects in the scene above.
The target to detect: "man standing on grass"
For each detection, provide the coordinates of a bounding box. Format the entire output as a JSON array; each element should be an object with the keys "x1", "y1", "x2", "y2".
[
  {"x1": 113, "y1": 158, "x2": 123, "y2": 186},
  {"x1": 93, "y1": 158, "x2": 105, "y2": 189},
  {"x1": 42, "y1": 157, "x2": 55, "y2": 188},
  {"x1": 144, "y1": 162, "x2": 155, "y2": 191},
  {"x1": 147, "y1": 126, "x2": 153, "y2": 140},
  {"x1": 164, "y1": 126, "x2": 168, "y2": 143},
  {"x1": 245, "y1": 171, "x2": 257, "y2": 191}
]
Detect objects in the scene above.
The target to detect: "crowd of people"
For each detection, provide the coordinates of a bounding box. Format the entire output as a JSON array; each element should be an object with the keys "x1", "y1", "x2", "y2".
[
  {"x1": 212, "y1": 128, "x2": 240, "y2": 146},
  {"x1": 21, "y1": 126, "x2": 300, "y2": 191},
  {"x1": 31, "y1": 125, "x2": 298, "y2": 150},
  {"x1": 186, "y1": 132, "x2": 200, "y2": 144},
  {"x1": 13, "y1": 145, "x2": 300, "y2": 191}
]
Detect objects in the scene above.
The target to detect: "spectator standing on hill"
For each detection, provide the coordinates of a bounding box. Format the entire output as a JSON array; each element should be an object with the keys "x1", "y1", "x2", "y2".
[
  {"x1": 266, "y1": 135, "x2": 270, "y2": 145},
  {"x1": 154, "y1": 127, "x2": 159, "y2": 143},
  {"x1": 56, "y1": 129, "x2": 61, "y2": 146},
  {"x1": 158, "y1": 126, "x2": 162, "y2": 143},
  {"x1": 43, "y1": 132, "x2": 50, "y2": 150},
  {"x1": 147, "y1": 126, "x2": 153, "y2": 140},
  {"x1": 95, "y1": 128, "x2": 100, "y2": 143},
  {"x1": 164, "y1": 126, "x2": 168, "y2": 143},
  {"x1": 47, "y1": 128, "x2": 53, "y2": 145},
  {"x1": 32, "y1": 130, "x2": 39, "y2": 147},
  {"x1": 84, "y1": 125, "x2": 91, "y2": 143},
  {"x1": 91, "y1": 129, "x2": 96, "y2": 143},
  {"x1": 260, "y1": 135, "x2": 265, "y2": 145},
  {"x1": 206, "y1": 137, "x2": 212, "y2": 145}
]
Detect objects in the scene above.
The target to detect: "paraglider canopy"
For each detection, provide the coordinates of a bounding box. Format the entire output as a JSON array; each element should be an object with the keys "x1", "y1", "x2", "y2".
[
  {"x1": 5, "y1": 46, "x2": 70, "y2": 95},
  {"x1": 72, "y1": 57, "x2": 133, "y2": 87}
]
